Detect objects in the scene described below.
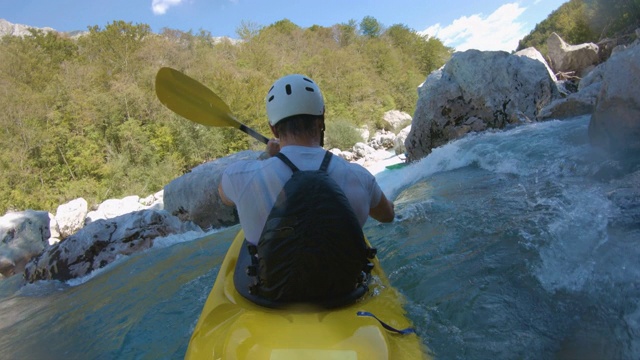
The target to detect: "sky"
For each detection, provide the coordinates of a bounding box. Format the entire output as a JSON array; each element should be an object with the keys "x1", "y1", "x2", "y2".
[{"x1": 1, "y1": 0, "x2": 568, "y2": 52}]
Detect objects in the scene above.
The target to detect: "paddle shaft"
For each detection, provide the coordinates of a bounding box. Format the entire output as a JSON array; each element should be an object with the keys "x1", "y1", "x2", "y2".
[{"x1": 239, "y1": 124, "x2": 269, "y2": 144}]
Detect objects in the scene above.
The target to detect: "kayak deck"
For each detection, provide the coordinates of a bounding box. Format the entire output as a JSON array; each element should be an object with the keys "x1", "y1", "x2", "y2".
[{"x1": 186, "y1": 230, "x2": 430, "y2": 359}]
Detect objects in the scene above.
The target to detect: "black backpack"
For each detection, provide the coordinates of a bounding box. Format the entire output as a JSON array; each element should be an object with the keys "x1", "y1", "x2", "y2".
[{"x1": 234, "y1": 151, "x2": 376, "y2": 308}]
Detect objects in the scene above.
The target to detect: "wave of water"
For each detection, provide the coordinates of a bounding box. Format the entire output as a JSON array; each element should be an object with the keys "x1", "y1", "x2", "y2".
[
  {"x1": 1, "y1": 115, "x2": 638, "y2": 359},
  {"x1": 373, "y1": 115, "x2": 640, "y2": 359}
]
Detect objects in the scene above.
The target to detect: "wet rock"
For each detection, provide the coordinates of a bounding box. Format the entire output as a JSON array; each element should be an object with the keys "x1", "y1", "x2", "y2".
[
  {"x1": 405, "y1": 50, "x2": 558, "y2": 161},
  {"x1": 23, "y1": 209, "x2": 201, "y2": 282},
  {"x1": 588, "y1": 43, "x2": 640, "y2": 158},
  {"x1": 0, "y1": 211, "x2": 51, "y2": 278},
  {"x1": 382, "y1": 110, "x2": 412, "y2": 132},
  {"x1": 55, "y1": 198, "x2": 88, "y2": 239},
  {"x1": 547, "y1": 32, "x2": 600, "y2": 77}
]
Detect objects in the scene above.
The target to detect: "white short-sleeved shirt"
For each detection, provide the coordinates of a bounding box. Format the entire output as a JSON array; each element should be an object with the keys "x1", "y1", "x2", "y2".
[{"x1": 221, "y1": 145, "x2": 383, "y2": 245}]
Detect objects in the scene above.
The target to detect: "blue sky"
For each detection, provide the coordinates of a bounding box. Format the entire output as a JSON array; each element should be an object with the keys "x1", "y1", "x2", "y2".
[{"x1": 1, "y1": 0, "x2": 567, "y2": 52}]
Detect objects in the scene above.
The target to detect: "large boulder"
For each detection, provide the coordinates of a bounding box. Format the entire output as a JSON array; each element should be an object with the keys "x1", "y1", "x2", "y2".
[
  {"x1": 588, "y1": 43, "x2": 640, "y2": 157},
  {"x1": 394, "y1": 125, "x2": 411, "y2": 155},
  {"x1": 343, "y1": 141, "x2": 394, "y2": 167},
  {"x1": 547, "y1": 32, "x2": 600, "y2": 77},
  {"x1": 382, "y1": 110, "x2": 412, "y2": 132},
  {"x1": 405, "y1": 50, "x2": 559, "y2": 161},
  {"x1": 48, "y1": 213, "x2": 61, "y2": 245},
  {"x1": 351, "y1": 142, "x2": 377, "y2": 163},
  {"x1": 0, "y1": 210, "x2": 51, "y2": 278},
  {"x1": 85, "y1": 191, "x2": 164, "y2": 226},
  {"x1": 578, "y1": 62, "x2": 605, "y2": 91},
  {"x1": 86, "y1": 195, "x2": 147, "y2": 224},
  {"x1": 24, "y1": 209, "x2": 201, "y2": 282},
  {"x1": 163, "y1": 150, "x2": 262, "y2": 230},
  {"x1": 515, "y1": 46, "x2": 557, "y2": 81},
  {"x1": 140, "y1": 190, "x2": 164, "y2": 209},
  {"x1": 597, "y1": 29, "x2": 640, "y2": 63},
  {"x1": 537, "y1": 62, "x2": 607, "y2": 120},
  {"x1": 55, "y1": 198, "x2": 88, "y2": 238},
  {"x1": 368, "y1": 130, "x2": 396, "y2": 150},
  {"x1": 538, "y1": 79, "x2": 601, "y2": 120}
]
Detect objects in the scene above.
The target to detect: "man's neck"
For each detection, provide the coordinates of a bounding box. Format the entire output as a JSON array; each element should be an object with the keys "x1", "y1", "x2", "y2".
[{"x1": 279, "y1": 135, "x2": 321, "y2": 148}]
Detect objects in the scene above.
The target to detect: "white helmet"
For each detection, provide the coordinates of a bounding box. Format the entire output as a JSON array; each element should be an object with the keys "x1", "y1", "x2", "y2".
[{"x1": 266, "y1": 74, "x2": 324, "y2": 126}]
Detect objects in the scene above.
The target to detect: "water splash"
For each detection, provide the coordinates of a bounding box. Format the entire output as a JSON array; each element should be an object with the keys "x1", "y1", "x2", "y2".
[{"x1": 376, "y1": 116, "x2": 592, "y2": 200}]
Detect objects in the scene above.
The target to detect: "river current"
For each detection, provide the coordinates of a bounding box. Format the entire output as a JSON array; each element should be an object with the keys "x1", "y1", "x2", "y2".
[{"x1": 1, "y1": 115, "x2": 639, "y2": 359}]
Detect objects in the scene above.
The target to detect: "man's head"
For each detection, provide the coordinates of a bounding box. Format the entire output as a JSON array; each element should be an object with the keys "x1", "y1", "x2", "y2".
[
  {"x1": 266, "y1": 75, "x2": 325, "y2": 144},
  {"x1": 266, "y1": 74, "x2": 324, "y2": 126}
]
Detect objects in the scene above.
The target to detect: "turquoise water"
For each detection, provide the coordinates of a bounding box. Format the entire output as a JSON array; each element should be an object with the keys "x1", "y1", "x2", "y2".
[{"x1": 2, "y1": 115, "x2": 639, "y2": 359}]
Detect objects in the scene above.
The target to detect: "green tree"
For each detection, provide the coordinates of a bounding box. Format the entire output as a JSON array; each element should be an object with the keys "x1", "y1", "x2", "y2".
[
  {"x1": 236, "y1": 20, "x2": 262, "y2": 40},
  {"x1": 587, "y1": 0, "x2": 640, "y2": 37},
  {"x1": 360, "y1": 16, "x2": 382, "y2": 38},
  {"x1": 418, "y1": 36, "x2": 453, "y2": 74},
  {"x1": 384, "y1": 24, "x2": 452, "y2": 75},
  {"x1": 78, "y1": 21, "x2": 151, "y2": 77},
  {"x1": 332, "y1": 20, "x2": 358, "y2": 47}
]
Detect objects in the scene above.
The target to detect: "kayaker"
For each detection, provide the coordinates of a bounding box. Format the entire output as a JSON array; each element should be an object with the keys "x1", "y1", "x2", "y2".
[{"x1": 218, "y1": 74, "x2": 395, "y2": 305}]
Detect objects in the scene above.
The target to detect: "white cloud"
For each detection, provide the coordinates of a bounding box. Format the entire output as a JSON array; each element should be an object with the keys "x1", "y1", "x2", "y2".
[
  {"x1": 419, "y1": 3, "x2": 527, "y2": 52},
  {"x1": 152, "y1": 0, "x2": 184, "y2": 15}
]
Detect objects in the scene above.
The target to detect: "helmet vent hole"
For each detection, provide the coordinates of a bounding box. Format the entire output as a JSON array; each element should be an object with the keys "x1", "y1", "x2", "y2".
[
  {"x1": 303, "y1": 78, "x2": 313, "y2": 83},
  {"x1": 268, "y1": 95, "x2": 275, "y2": 102},
  {"x1": 305, "y1": 87, "x2": 315, "y2": 92},
  {"x1": 285, "y1": 84, "x2": 292, "y2": 95}
]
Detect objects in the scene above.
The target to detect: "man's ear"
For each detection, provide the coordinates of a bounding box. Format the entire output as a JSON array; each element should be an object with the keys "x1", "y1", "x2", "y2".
[
  {"x1": 318, "y1": 117, "x2": 325, "y2": 147},
  {"x1": 270, "y1": 124, "x2": 279, "y2": 137}
]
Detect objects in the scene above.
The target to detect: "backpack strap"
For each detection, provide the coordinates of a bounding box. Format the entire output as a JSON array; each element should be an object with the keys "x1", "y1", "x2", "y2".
[
  {"x1": 319, "y1": 151, "x2": 333, "y2": 172},
  {"x1": 274, "y1": 153, "x2": 299, "y2": 172},
  {"x1": 275, "y1": 151, "x2": 333, "y2": 172}
]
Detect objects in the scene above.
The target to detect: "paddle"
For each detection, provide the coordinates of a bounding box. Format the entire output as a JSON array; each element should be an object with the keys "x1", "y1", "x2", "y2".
[{"x1": 155, "y1": 67, "x2": 269, "y2": 144}]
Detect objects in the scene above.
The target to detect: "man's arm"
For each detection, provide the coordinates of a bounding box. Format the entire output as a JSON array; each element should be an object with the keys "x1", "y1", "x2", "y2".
[
  {"x1": 369, "y1": 192, "x2": 395, "y2": 223},
  {"x1": 218, "y1": 182, "x2": 235, "y2": 206}
]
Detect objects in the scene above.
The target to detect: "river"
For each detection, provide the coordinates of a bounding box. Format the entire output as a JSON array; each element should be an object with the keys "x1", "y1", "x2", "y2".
[{"x1": 1, "y1": 115, "x2": 638, "y2": 359}]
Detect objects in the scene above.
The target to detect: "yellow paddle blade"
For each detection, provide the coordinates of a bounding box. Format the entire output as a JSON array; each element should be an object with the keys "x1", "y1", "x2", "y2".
[
  {"x1": 155, "y1": 67, "x2": 269, "y2": 143},
  {"x1": 155, "y1": 67, "x2": 237, "y2": 127}
]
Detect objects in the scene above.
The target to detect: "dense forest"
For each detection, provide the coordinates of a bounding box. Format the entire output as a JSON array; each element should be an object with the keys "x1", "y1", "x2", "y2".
[
  {"x1": 517, "y1": 0, "x2": 640, "y2": 54},
  {"x1": 5, "y1": 0, "x2": 638, "y2": 215},
  {"x1": 0, "y1": 17, "x2": 452, "y2": 214}
]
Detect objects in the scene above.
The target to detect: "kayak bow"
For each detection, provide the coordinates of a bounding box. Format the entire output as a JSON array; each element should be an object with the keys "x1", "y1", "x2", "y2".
[{"x1": 186, "y1": 230, "x2": 430, "y2": 359}]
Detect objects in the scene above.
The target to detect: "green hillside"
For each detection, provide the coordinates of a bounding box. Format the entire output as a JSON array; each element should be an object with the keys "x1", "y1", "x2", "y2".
[
  {"x1": 0, "y1": 18, "x2": 452, "y2": 214},
  {"x1": 517, "y1": 0, "x2": 640, "y2": 54}
]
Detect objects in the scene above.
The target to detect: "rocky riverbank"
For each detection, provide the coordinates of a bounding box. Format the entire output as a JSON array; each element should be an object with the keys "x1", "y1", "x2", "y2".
[{"x1": 0, "y1": 114, "x2": 408, "y2": 281}]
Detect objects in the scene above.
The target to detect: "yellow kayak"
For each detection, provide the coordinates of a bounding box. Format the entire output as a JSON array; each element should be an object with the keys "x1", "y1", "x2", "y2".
[{"x1": 186, "y1": 230, "x2": 431, "y2": 359}]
